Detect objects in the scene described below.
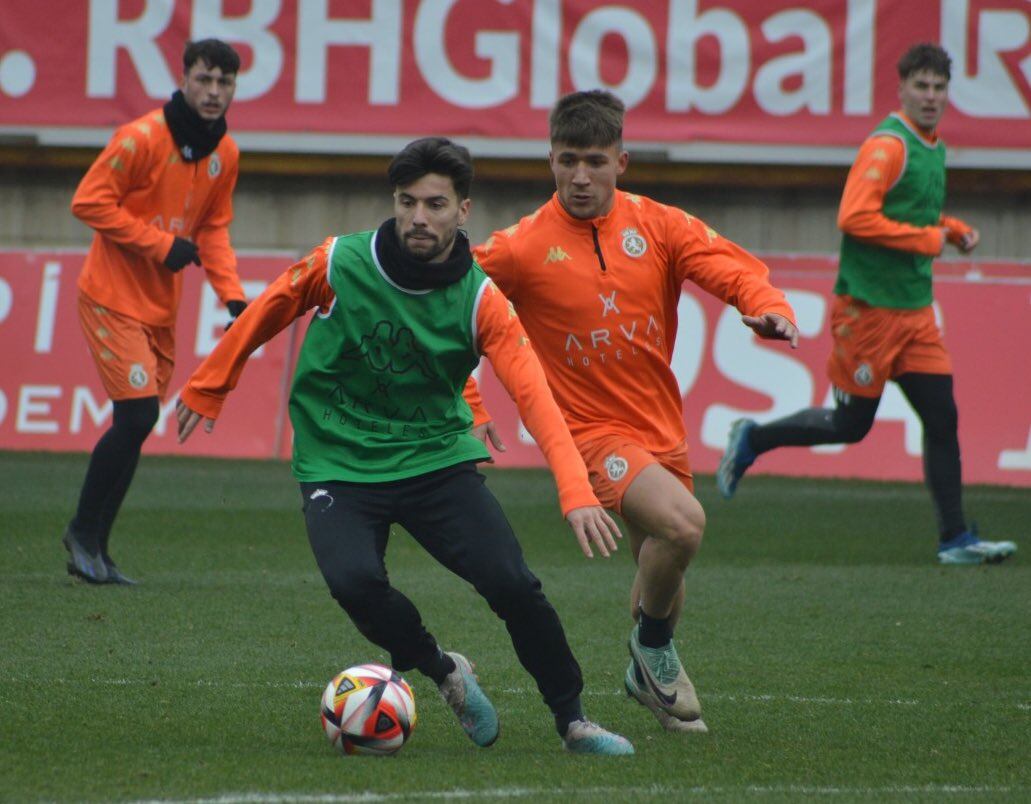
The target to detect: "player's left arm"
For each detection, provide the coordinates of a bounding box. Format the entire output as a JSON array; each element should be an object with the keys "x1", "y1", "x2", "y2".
[
  {"x1": 475, "y1": 280, "x2": 620, "y2": 558},
  {"x1": 192, "y1": 146, "x2": 247, "y2": 309},
  {"x1": 669, "y1": 210, "x2": 799, "y2": 348}
]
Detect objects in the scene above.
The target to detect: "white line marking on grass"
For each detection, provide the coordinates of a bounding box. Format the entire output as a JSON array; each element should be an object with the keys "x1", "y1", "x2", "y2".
[{"x1": 132, "y1": 783, "x2": 1023, "y2": 803}]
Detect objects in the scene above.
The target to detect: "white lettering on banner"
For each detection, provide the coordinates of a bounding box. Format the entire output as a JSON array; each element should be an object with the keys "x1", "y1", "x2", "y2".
[
  {"x1": 843, "y1": 0, "x2": 874, "y2": 114},
  {"x1": 670, "y1": 291, "x2": 706, "y2": 396},
  {"x1": 569, "y1": 7, "x2": 656, "y2": 108},
  {"x1": 0, "y1": 277, "x2": 12, "y2": 323},
  {"x1": 943, "y1": 0, "x2": 1031, "y2": 119},
  {"x1": 0, "y1": 390, "x2": 6, "y2": 426},
  {"x1": 415, "y1": 0, "x2": 519, "y2": 109},
  {"x1": 667, "y1": 0, "x2": 749, "y2": 114},
  {"x1": 296, "y1": 0, "x2": 401, "y2": 104},
  {"x1": 34, "y1": 261, "x2": 60, "y2": 354},
  {"x1": 529, "y1": 0, "x2": 560, "y2": 108},
  {"x1": 70, "y1": 387, "x2": 112, "y2": 433},
  {"x1": 700, "y1": 290, "x2": 825, "y2": 449},
  {"x1": 87, "y1": 0, "x2": 175, "y2": 98},
  {"x1": 999, "y1": 429, "x2": 1031, "y2": 470},
  {"x1": 16, "y1": 385, "x2": 60, "y2": 434},
  {"x1": 192, "y1": 0, "x2": 284, "y2": 101},
  {"x1": 754, "y1": 10, "x2": 831, "y2": 115},
  {"x1": 194, "y1": 281, "x2": 268, "y2": 357}
]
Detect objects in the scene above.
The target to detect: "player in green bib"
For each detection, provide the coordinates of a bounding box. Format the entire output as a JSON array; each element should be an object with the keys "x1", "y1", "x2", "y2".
[
  {"x1": 177, "y1": 138, "x2": 634, "y2": 755},
  {"x1": 717, "y1": 43, "x2": 1016, "y2": 565}
]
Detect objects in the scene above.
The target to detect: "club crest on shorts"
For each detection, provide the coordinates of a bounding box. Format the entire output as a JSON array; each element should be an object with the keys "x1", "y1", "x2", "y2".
[
  {"x1": 853, "y1": 362, "x2": 873, "y2": 387},
  {"x1": 604, "y1": 453, "x2": 629, "y2": 482},
  {"x1": 128, "y1": 363, "x2": 148, "y2": 389},
  {"x1": 621, "y1": 227, "x2": 647, "y2": 258},
  {"x1": 208, "y1": 153, "x2": 221, "y2": 178}
]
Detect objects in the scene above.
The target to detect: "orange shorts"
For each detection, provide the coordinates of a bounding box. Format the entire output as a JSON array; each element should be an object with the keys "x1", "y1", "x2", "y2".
[
  {"x1": 78, "y1": 291, "x2": 175, "y2": 401},
  {"x1": 827, "y1": 295, "x2": 952, "y2": 398},
  {"x1": 578, "y1": 434, "x2": 694, "y2": 514}
]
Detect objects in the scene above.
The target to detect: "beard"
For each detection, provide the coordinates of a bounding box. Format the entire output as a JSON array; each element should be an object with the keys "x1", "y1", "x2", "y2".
[{"x1": 401, "y1": 229, "x2": 451, "y2": 262}]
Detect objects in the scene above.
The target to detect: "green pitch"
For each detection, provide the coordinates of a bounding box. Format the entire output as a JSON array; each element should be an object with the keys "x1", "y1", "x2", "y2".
[{"x1": 1, "y1": 451, "x2": 1028, "y2": 802}]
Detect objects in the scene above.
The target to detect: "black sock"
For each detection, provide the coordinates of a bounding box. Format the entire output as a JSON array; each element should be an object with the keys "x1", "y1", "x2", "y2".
[
  {"x1": 554, "y1": 696, "x2": 585, "y2": 737},
  {"x1": 417, "y1": 648, "x2": 456, "y2": 685},
  {"x1": 70, "y1": 397, "x2": 158, "y2": 553},
  {"x1": 638, "y1": 607, "x2": 673, "y2": 648}
]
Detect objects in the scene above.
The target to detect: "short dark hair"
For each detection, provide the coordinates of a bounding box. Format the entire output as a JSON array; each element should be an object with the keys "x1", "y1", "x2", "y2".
[
  {"x1": 549, "y1": 90, "x2": 625, "y2": 149},
  {"x1": 183, "y1": 39, "x2": 241, "y2": 75},
  {"x1": 897, "y1": 43, "x2": 951, "y2": 81},
  {"x1": 387, "y1": 137, "x2": 474, "y2": 200}
]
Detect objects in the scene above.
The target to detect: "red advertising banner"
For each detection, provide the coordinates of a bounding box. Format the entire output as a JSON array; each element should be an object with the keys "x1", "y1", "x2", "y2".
[
  {"x1": 0, "y1": 249, "x2": 299, "y2": 460},
  {"x1": 3, "y1": 248, "x2": 1029, "y2": 486},
  {"x1": 0, "y1": 1, "x2": 1028, "y2": 165}
]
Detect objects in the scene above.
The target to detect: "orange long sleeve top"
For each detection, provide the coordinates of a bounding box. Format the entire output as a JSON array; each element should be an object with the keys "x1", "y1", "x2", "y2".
[
  {"x1": 837, "y1": 112, "x2": 972, "y2": 254},
  {"x1": 473, "y1": 191, "x2": 796, "y2": 453},
  {"x1": 179, "y1": 239, "x2": 600, "y2": 516},
  {"x1": 72, "y1": 107, "x2": 245, "y2": 327}
]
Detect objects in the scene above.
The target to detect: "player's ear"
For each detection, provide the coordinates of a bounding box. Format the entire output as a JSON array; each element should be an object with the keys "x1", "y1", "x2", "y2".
[{"x1": 458, "y1": 198, "x2": 471, "y2": 226}]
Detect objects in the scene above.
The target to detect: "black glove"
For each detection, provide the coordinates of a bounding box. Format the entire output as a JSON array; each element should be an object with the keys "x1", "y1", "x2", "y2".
[
  {"x1": 163, "y1": 237, "x2": 200, "y2": 272},
  {"x1": 224, "y1": 300, "x2": 248, "y2": 332}
]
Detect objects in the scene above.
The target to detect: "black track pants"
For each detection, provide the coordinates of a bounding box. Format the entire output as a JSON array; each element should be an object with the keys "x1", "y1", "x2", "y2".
[{"x1": 301, "y1": 461, "x2": 583, "y2": 713}]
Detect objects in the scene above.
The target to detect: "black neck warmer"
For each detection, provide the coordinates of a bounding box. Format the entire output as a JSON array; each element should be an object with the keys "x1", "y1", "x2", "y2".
[
  {"x1": 374, "y1": 218, "x2": 472, "y2": 291},
  {"x1": 163, "y1": 90, "x2": 227, "y2": 162}
]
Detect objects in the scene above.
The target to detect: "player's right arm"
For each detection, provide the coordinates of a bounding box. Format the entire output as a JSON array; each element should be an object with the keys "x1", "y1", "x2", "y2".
[
  {"x1": 836, "y1": 135, "x2": 946, "y2": 255},
  {"x1": 474, "y1": 280, "x2": 620, "y2": 559},
  {"x1": 176, "y1": 239, "x2": 336, "y2": 442},
  {"x1": 70, "y1": 125, "x2": 177, "y2": 263}
]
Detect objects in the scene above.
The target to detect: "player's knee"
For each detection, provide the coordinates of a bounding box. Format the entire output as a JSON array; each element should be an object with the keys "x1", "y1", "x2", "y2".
[
  {"x1": 835, "y1": 414, "x2": 874, "y2": 444},
  {"x1": 661, "y1": 499, "x2": 706, "y2": 557},
  {"x1": 327, "y1": 570, "x2": 388, "y2": 612},
  {"x1": 479, "y1": 567, "x2": 542, "y2": 613},
  {"x1": 113, "y1": 397, "x2": 160, "y2": 442}
]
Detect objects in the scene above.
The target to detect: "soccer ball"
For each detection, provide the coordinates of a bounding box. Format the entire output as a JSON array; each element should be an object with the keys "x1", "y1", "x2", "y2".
[{"x1": 320, "y1": 663, "x2": 417, "y2": 756}]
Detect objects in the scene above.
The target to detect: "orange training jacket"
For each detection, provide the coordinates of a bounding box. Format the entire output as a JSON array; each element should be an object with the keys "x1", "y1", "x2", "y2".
[
  {"x1": 72, "y1": 107, "x2": 245, "y2": 327},
  {"x1": 473, "y1": 190, "x2": 796, "y2": 453},
  {"x1": 180, "y1": 238, "x2": 600, "y2": 516},
  {"x1": 837, "y1": 111, "x2": 972, "y2": 255}
]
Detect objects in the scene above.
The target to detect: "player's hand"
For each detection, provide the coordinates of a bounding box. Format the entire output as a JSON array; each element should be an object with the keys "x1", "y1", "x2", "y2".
[
  {"x1": 472, "y1": 421, "x2": 506, "y2": 463},
  {"x1": 224, "y1": 299, "x2": 248, "y2": 332},
  {"x1": 957, "y1": 228, "x2": 979, "y2": 253},
  {"x1": 176, "y1": 399, "x2": 215, "y2": 443},
  {"x1": 164, "y1": 237, "x2": 201, "y2": 272},
  {"x1": 565, "y1": 506, "x2": 622, "y2": 559},
  {"x1": 741, "y1": 312, "x2": 799, "y2": 348}
]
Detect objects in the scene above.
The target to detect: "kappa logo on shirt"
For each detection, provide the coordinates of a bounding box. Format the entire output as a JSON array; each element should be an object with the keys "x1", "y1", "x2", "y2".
[{"x1": 544, "y1": 246, "x2": 571, "y2": 264}]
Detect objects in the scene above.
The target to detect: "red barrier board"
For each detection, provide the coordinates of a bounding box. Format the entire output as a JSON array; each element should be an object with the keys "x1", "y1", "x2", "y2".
[
  {"x1": 1, "y1": 1, "x2": 1028, "y2": 163},
  {"x1": 2, "y1": 249, "x2": 1029, "y2": 487},
  {"x1": 476, "y1": 256, "x2": 1031, "y2": 487},
  {"x1": 0, "y1": 249, "x2": 299, "y2": 459}
]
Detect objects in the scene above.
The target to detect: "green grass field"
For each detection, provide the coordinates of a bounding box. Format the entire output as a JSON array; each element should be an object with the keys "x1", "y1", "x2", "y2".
[{"x1": 1, "y1": 451, "x2": 1028, "y2": 802}]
